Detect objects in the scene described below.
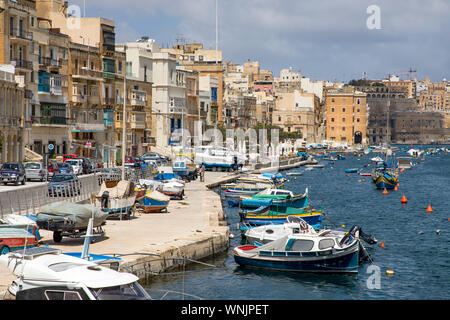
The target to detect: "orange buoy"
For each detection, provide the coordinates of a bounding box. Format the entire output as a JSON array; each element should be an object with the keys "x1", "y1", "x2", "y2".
[
  {"x1": 401, "y1": 195, "x2": 408, "y2": 204},
  {"x1": 394, "y1": 185, "x2": 398, "y2": 191},
  {"x1": 397, "y1": 183, "x2": 400, "y2": 187},
  {"x1": 400, "y1": 168, "x2": 405, "y2": 173},
  {"x1": 382, "y1": 188, "x2": 389, "y2": 195},
  {"x1": 421, "y1": 158, "x2": 424, "y2": 162},
  {"x1": 380, "y1": 241, "x2": 385, "y2": 248},
  {"x1": 426, "y1": 204, "x2": 433, "y2": 213}
]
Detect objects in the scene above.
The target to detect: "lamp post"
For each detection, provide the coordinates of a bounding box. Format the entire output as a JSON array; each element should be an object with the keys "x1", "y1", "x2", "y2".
[{"x1": 103, "y1": 45, "x2": 127, "y2": 180}]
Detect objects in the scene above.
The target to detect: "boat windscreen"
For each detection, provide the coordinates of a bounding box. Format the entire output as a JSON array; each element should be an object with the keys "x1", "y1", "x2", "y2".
[
  {"x1": 48, "y1": 262, "x2": 89, "y2": 272},
  {"x1": 89, "y1": 282, "x2": 150, "y2": 300}
]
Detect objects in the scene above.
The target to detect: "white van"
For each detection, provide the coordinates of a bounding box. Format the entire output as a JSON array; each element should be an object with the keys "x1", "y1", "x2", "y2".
[{"x1": 65, "y1": 159, "x2": 84, "y2": 175}]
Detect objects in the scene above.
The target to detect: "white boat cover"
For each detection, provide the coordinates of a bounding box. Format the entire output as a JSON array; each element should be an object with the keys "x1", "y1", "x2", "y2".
[
  {"x1": 37, "y1": 201, "x2": 108, "y2": 228},
  {"x1": 146, "y1": 190, "x2": 170, "y2": 202},
  {"x1": 96, "y1": 180, "x2": 134, "y2": 199},
  {"x1": 0, "y1": 214, "x2": 37, "y2": 227}
]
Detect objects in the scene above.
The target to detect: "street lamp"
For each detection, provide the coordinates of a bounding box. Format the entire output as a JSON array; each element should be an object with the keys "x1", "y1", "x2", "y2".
[{"x1": 103, "y1": 45, "x2": 127, "y2": 180}]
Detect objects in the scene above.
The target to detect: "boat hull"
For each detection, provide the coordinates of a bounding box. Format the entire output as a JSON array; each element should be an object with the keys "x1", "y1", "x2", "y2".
[
  {"x1": 240, "y1": 210, "x2": 322, "y2": 227},
  {"x1": 141, "y1": 197, "x2": 169, "y2": 213},
  {"x1": 375, "y1": 174, "x2": 398, "y2": 189},
  {"x1": 233, "y1": 244, "x2": 359, "y2": 273}
]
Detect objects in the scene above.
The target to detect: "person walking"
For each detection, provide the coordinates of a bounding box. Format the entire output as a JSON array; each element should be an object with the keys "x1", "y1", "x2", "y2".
[{"x1": 200, "y1": 163, "x2": 205, "y2": 182}]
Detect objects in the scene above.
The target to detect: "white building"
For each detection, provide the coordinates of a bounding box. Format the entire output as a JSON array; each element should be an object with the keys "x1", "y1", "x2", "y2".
[{"x1": 152, "y1": 52, "x2": 186, "y2": 149}]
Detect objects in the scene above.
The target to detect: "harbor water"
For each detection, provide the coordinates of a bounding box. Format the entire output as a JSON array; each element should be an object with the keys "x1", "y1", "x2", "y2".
[{"x1": 143, "y1": 149, "x2": 450, "y2": 300}]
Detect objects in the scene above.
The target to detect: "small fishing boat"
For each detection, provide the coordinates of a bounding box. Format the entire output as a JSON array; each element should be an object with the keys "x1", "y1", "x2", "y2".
[
  {"x1": 239, "y1": 188, "x2": 309, "y2": 210},
  {"x1": 360, "y1": 173, "x2": 372, "y2": 177},
  {"x1": 375, "y1": 172, "x2": 398, "y2": 189},
  {"x1": 0, "y1": 228, "x2": 38, "y2": 255},
  {"x1": 345, "y1": 168, "x2": 359, "y2": 173},
  {"x1": 239, "y1": 206, "x2": 322, "y2": 229},
  {"x1": 139, "y1": 178, "x2": 184, "y2": 200},
  {"x1": 336, "y1": 154, "x2": 346, "y2": 160},
  {"x1": 305, "y1": 164, "x2": 325, "y2": 169},
  {"x1": 233, "y1": 224, "x2": 376, "y2": 273},
  {"x1": 223, "y1": 183, "x2": 276, "y2": 198},
  {"x1": 94, "y1": 180, "x2": 137, "y2": 219},
  {"x1": 397, "y1": 157, "x2": 413, "y2": 170},
  {"x1": 0, "y1": 214, "x2": 41, "y2": 240},
  {"x1": 244, "y1": 216, "x2": 318, "y2": 246},
  {"x1": 140, "y1": 189, "x2": 170, "y2": 213},
  {"x1": 370, "y1": 156, "x2": 383, "y2": 164},
  {"x1": 286, "y1": 171, "x2": 303, "y2": 176},
  {"x1": 172, "y1": 157, "x2": 198, "y2": 181}
]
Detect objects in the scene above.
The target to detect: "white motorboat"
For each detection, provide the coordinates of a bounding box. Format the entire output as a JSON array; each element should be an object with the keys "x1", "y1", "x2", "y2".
[
  {"x1": 0, "y1": 219, "x2": 151, "y2": 300},
  {"x1": 244, "y1": 217, "x2": 319, "y2": 246},
  {"x1": 193, "y1": 145, "x2": 246, "y2": 171}
]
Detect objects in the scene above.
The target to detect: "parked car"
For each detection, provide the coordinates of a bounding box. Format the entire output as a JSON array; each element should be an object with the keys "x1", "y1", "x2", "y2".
[
  {"x1": 62, "y1": 154, "x2": 78, "y2": 162},
  {"x1": 65, "y1": 159, "x2": 83, "y2": 175},
  {"x1": 47, "y1": 174, "x2": 81, "y2": 197},
  {"x1": 125, "y1": 156, "x2": 135, "y2": 164},
  {"x1": 0, "y1": 162, "x2": 26, "y2": 186},
  {"x1": 24, "y1": 162, "x2": 47, "y2": 182},
  {"x1": 47, "y1": 162, "x2": 60, "y2": 179},
  {"x1": 142, "y1": 153, "x2": 162, "y2": 165},
  {"x1": 78, "y1": 158, "x2": 93, "y2": 174},
  {"x1": 56, "y1": 162, "x2": 73, "y2": 174}
]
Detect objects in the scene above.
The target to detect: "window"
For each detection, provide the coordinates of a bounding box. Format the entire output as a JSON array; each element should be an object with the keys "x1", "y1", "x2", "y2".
[
  {"x1": 357, "y1": 108, "x2": 360, "y2": 113},
  {"x1": 331, "y1": 118, "x2": 334, "y2": 122},
  {"x1": 331, "y1": 108, "x2": 334, "y2": 112},
  {"x1": 342, "y1": 108, "x2": 346, "y2": 112},
  {"x1": 118, "y1": 60, "x2": 122, "y2": 72},
  {"x1": 357, "y1": 118, "x2": 360, "y2": 123},
  {"x1": 357, "y1": 98, "x2": 361, "y2": 105},
  {"x1": 45, "y1": 290, "x2": 82, "y2": 300},
  {"x1": 290, "y1": 240, "x2": 314, "y2": 251},
  {"x1": 342, "y1": 118, "x2": 345, "y2": 122},
  {"x1": 199, "y1": 55, "x2": 204, "y2": 61},
  {"x1": 342, "y1": 126, "x2": 346, "y2": 131},
  {"x1": 190, "y1": 56, "x2": 195, "y2": 61},
  {"x1": 319, "y1": 239, "x2": 335, "y2": 250}
]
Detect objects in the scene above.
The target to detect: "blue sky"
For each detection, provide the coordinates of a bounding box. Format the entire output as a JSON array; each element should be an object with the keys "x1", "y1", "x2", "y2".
[{"x1": 70, "y1": 0, "x2": 449, "y2": 82}]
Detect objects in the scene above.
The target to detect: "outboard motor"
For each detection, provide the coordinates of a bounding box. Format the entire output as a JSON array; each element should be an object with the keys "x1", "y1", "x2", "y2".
[
  {"x1": 101, "y1": 191, "x2": 109, "y2": 210},
  {"x1": 359, "y1": 228, "x2": 377, "y2": 245}
]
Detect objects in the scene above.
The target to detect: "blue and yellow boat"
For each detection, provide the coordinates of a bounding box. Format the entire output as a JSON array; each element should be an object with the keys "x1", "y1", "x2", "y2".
[
  {"x1": 375, "y1": 172, "x2": 398, "y2": 189},
  {"x1": 239, "y1": 206, "x2": 323, "y2": 229}
]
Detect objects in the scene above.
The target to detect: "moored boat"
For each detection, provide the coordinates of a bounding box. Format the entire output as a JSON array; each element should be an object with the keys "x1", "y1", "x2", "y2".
[
  {"x1": 239, "y1": 205, "x2": 323, "y2": 229},
  {"x1": 239, "y1": 188, "x2": 309, "y2": 210},
  {"x1": 0, "y1": 228, "x2": 38, "y2": 255},
  {"x1": 141, "y1": 189, "x2": 170, "y2": 213},
  {"x1": 233, "y1": 224, "x2": 376, "y2": 273}
]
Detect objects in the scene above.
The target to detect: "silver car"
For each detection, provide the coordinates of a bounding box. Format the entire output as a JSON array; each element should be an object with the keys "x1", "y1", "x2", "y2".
[{"x1": 25, "y1": 162, "x2": 47, "y2": 182}]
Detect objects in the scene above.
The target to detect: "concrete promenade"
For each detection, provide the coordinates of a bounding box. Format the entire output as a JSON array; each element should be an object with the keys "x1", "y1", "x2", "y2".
[{"x1": 0, "y1": 170, "x2": 230, "y2": 298}]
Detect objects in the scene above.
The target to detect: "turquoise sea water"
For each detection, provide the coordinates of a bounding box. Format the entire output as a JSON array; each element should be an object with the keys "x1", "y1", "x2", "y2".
[{"x1": 144, "y1": 149, "x2": 450, "y2": 300}]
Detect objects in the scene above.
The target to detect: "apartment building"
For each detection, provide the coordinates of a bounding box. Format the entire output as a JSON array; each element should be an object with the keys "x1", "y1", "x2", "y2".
[
  {"x1": 272, "y1": 89, "x2": 320, "y2": 143},
  {"x1": 0, "y1": 65, "x2": 26, "y2": 163},
  {"x1": 162, "y1": 43, "x2": 224, "y2": 124},
  {"x1": 325, "y1": 87, "x2": 368, "y2": 146}
]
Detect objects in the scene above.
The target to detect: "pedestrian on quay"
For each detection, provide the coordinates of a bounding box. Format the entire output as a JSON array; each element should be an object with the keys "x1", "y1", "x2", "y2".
[{"x1": 200, "y1": 163, "x2": 205, "y2": 182}]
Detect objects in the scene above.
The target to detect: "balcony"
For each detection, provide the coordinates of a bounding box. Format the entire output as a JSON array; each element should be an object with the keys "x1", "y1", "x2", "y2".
[
  {"x1": 32, "y1": 116, "x2": 67, "y2": 126},
  {"x1": 73, "y1": 68, "x2": 104, "y2": 80},
  {"x1": 72, "y1": 94, "x2": 87, "y2": 104},
  {"x1": 88, "y1": 95, "x2": 100, "y2": 105},
  {"x1": 102, "y1": 97, "x2": 115, "y2": 106},
  {"x1": 130, "y1": 112, "x2": 146, "y2": 130},
  {"x1": 13, "y1": 59, "x2": 33, "y2": 70},
  {"x1": 10, "y1": 28, "x2": 33, "y2": 41},
  {"x1": 39, "y1": 57, "x2": 62, "y2": 68},
  {"x1": 130, "y1": 89, "x2": 147, "y2": 107}
]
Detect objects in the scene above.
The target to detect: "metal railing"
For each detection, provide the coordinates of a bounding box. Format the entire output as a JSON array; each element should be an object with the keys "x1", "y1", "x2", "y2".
[{"x1": 0, "y1": 167, "x2": 156, "y2": 217}]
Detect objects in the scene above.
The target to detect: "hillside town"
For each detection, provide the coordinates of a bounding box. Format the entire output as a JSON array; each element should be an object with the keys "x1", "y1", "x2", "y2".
[{"x1": 1, "y1": 0, "x2": 450, "y2": 166}]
